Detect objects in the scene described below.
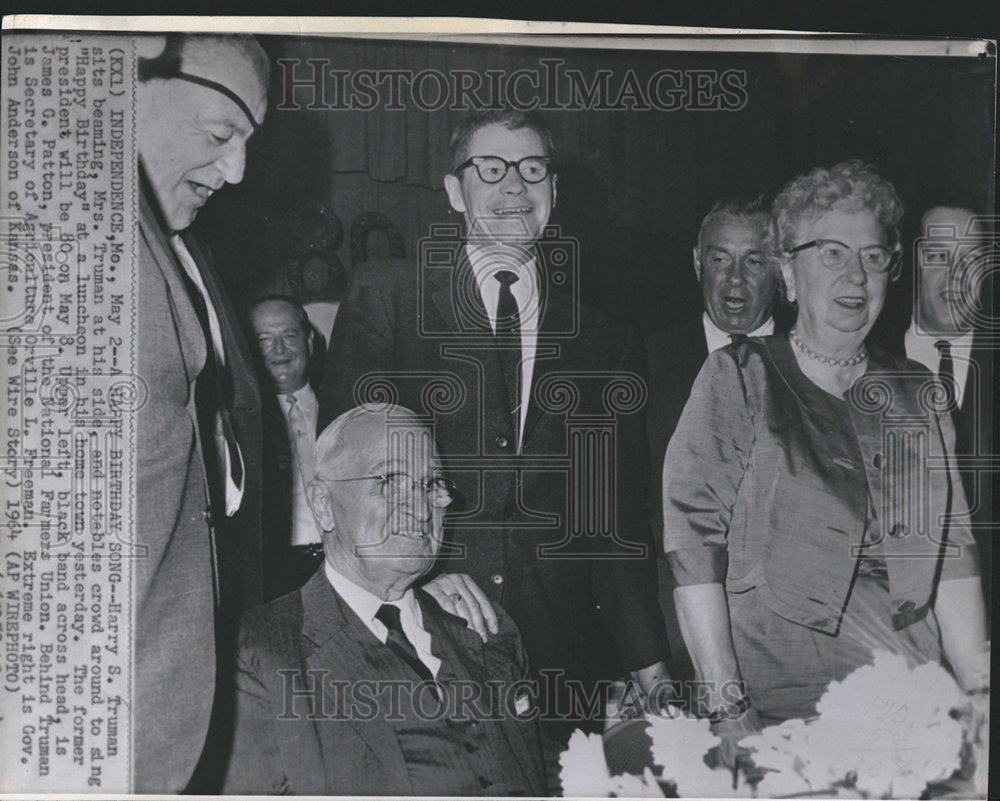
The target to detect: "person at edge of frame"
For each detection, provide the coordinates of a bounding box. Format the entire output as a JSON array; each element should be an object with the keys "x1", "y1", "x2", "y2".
[{"x1": 135, "y1": 33, "x2": 268, "y2": 793}]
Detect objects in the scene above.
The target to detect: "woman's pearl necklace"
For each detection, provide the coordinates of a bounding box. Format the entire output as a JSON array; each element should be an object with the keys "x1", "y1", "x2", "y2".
[{"x1": 790, "y1": 328, "x2": 867, "y2": 367}]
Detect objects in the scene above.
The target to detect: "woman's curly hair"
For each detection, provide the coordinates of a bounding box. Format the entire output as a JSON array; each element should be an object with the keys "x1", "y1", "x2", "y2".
[{"x1": 768, "y1": 159, "x2": 905, "y2": 256}]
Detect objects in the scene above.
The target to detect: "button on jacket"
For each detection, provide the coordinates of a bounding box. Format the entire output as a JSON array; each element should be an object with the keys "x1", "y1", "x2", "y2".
[{"x1": 663, "y1": 336, "x2": 979, "y2": 635}]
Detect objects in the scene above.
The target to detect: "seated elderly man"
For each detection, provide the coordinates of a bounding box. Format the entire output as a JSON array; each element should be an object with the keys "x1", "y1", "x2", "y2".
[{"x1": 222, "y1": 404, "x2": 547, "y2": 796}]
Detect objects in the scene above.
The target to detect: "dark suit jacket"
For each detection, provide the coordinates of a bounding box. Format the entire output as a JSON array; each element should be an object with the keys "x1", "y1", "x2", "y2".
[
  {"x1": 879, "y1": 325, "x2": 993, "y2": 602},
  {"x1": 643, "y1": 316, "x2": 710, "y2": 545},
  {"x1": 222, "y1": 570, "x2": 547, "y2": 795},
  {"x1": 135, "y1": 181, "x2": 263, "y2": 792},
  {"x1": 318, "y1": 252, "x2": 668, "y2": 698}
]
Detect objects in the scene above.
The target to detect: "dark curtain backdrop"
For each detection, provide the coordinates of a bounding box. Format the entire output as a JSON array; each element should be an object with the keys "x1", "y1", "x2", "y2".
[{"x1": 194, "y1": 37, "x2": 995, "y2": 333}]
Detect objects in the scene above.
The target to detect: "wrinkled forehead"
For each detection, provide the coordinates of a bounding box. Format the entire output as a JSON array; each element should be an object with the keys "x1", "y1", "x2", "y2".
[
  {"x1": 251, "y1": 300, "x2": 300, "y2": 331},
  {"x1": 331, "y1": 414, "x2": 438, "y2": 476}
]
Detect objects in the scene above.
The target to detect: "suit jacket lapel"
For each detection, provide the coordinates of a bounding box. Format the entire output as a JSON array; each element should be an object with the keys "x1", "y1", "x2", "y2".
[
  {"x1": 138, "y1": 186, "x2": 206, "y2": 383},
  {"x1": 427, "y1": 251, "x2": 511, "y2": 427},
  {"x1": 418, "y1": 592, "x2": 541, "y2": 791},
  {"x1": 299, "y1": 572, "x2": 412, "y2": 794},
  {"x1": 181, "y1": 230, "x2": 261, "y2": 416},
  {"x1": 522, "y1": 285, "x2": 580, "y2": 443}
]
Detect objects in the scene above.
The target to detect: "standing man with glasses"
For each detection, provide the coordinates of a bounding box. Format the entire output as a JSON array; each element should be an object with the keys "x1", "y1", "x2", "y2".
[
  {"x1": 645, "y1": 199, "x2": 781, "y2": 683},
  {"x1": 320, "y1": 110, "x2": 669, "y2": 765},
  {"x1": 135, "y1": 34, "x2": 268, "y2": 791},
  {"x1": 223, "y1": 404, "x2": 547, "y2": 796}
]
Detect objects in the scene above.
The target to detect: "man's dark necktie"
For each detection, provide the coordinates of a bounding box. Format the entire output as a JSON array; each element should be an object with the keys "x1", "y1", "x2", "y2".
[
  {"x1": 494, "y1": 270, "x2": 522, "y2": 440},
  {"x1": 375, "y1": 603, "x2": 439, "y2": 695},
  {"x1": 177, "y1": 267, "x2": 243, "y2": 513},
  {"x1": 936, "y1": 339, "x2": 957, "y2": 409},
  {"x1": 729, "y1": 333, "x2": 748, "y2": 343}
]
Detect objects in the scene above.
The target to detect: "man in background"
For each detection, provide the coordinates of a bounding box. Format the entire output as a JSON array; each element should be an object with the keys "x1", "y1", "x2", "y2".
[
  {"x1": 644, "y1": 198, "x2": 781, "y2": 680},
  {"x1": 250, "y1": 295, "x2": 326, "y2": 594},
  {"x1": 135, "y1": 33, "x2": 268, "y2": 791},
  {"x1": 887, "y1": 202, "x2": 994, "y2": 605}
]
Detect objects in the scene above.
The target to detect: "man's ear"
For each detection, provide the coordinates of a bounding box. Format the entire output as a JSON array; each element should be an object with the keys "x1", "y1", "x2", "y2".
[
  {"x1": 444, "y1": 174, "x2": 467, "y2": 215},
  {"x1": 306, "y1": 482, "x2": 337, "y2": 533},
  {"x1": 551, "y1": 173, "x2": 558, "y2": 209},
  {"x1": 692, "y1": 246, "x2": 702, "y2": 282},
  {"x1": 305, "y1": 327, "x2": 315, "y2": 358}
]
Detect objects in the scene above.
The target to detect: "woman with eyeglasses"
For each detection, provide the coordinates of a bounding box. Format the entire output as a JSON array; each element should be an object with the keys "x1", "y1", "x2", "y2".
[{"x1": 661, "y1": 160, "x2": 987, "y2": 759}]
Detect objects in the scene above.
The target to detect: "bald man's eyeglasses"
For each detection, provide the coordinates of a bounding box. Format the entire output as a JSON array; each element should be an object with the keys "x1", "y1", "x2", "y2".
[{"x1": 324, "y1": 472, "x2": 456, "y2": 509}]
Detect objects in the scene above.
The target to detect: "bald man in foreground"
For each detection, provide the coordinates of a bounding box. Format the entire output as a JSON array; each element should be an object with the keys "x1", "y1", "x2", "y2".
[{"x1": 223, "y1": 405, "x2": 547, "y2": 795}]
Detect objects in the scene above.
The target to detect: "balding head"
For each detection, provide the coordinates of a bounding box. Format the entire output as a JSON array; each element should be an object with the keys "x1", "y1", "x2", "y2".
[{"x1": 308, "y1": 405, "x2": 451, "y2": 601}]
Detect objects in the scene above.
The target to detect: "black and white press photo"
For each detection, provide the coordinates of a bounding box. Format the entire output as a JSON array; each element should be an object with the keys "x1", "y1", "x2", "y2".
[{"x1": 0, "y1": 17, "x2": 994, "y2": 798}]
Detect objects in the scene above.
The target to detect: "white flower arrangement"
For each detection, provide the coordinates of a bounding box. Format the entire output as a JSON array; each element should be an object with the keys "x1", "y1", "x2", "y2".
[
  {"x1": 743, "y1": 651, "x2": 972, "y2": 799},
  {"x1": 558, "y1": 650, "x2": 984, "y2": 799},
  {"x1": 559, "y1": 729, "x2": 663, "y2": 798}
]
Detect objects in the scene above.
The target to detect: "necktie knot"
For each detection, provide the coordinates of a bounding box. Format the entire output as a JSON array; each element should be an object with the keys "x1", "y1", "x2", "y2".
[
  {"x1": 495, "y1": 269, "x2": 519, "y2": 288},
  {"x1": 729, "y1": 333, "x2": 749, "y2": 343},
  {"x1": 934, "y1": 339, "x2": 958, "y2": 409},
  {"x1": 375, "y1": 602, "x2": 403, "y2": 632},
  {"x1": 375, "y1": 603, "x2": 439, "y2": 698}
]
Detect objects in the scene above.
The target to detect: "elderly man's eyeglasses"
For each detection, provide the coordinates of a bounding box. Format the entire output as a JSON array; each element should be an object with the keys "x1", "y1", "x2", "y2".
[
  {"x1": 786, "y1": 239, "x2": 899, "y2": 274},
  {"x1": 455, "y1": 156, "x2": 551, "y2": 184},
  {"x1": 325, "y1": 472, "x2": 456, "y2": 509}
]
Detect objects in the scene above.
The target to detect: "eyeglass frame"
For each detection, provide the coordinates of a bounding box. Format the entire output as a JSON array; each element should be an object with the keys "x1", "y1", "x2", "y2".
[
  {"x1": 321, "y1": 472, "x2": 456, "y2": 509},
  {"x1": 785, "y1": 238, "x2": 902, "y2": 278},
  {"x1": 454, "y1": 155, "x2": 553, "y2": 184}
]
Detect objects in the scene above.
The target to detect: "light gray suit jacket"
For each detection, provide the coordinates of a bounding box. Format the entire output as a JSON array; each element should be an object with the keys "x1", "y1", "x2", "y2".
[{"x1": 134, "y1": 180, "x2": 264, "y2": 791}]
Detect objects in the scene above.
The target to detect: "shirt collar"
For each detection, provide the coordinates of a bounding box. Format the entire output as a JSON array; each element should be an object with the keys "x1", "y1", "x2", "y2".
[
  {"x1": 906, "y1": 320, "x2": 974, "y2": 349},
  {"x1": 281, "y1": 380, "x2": 316, "y2": 408},
  {"x1": 466, "y1": 243, "x2": 539, "y2": 288},
  {"x1": 323, "y1": 559, "x2": 418, "y2": 631},
  {"x1": 702, "y1": 312, "x2": 774, "y2": 353}
]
